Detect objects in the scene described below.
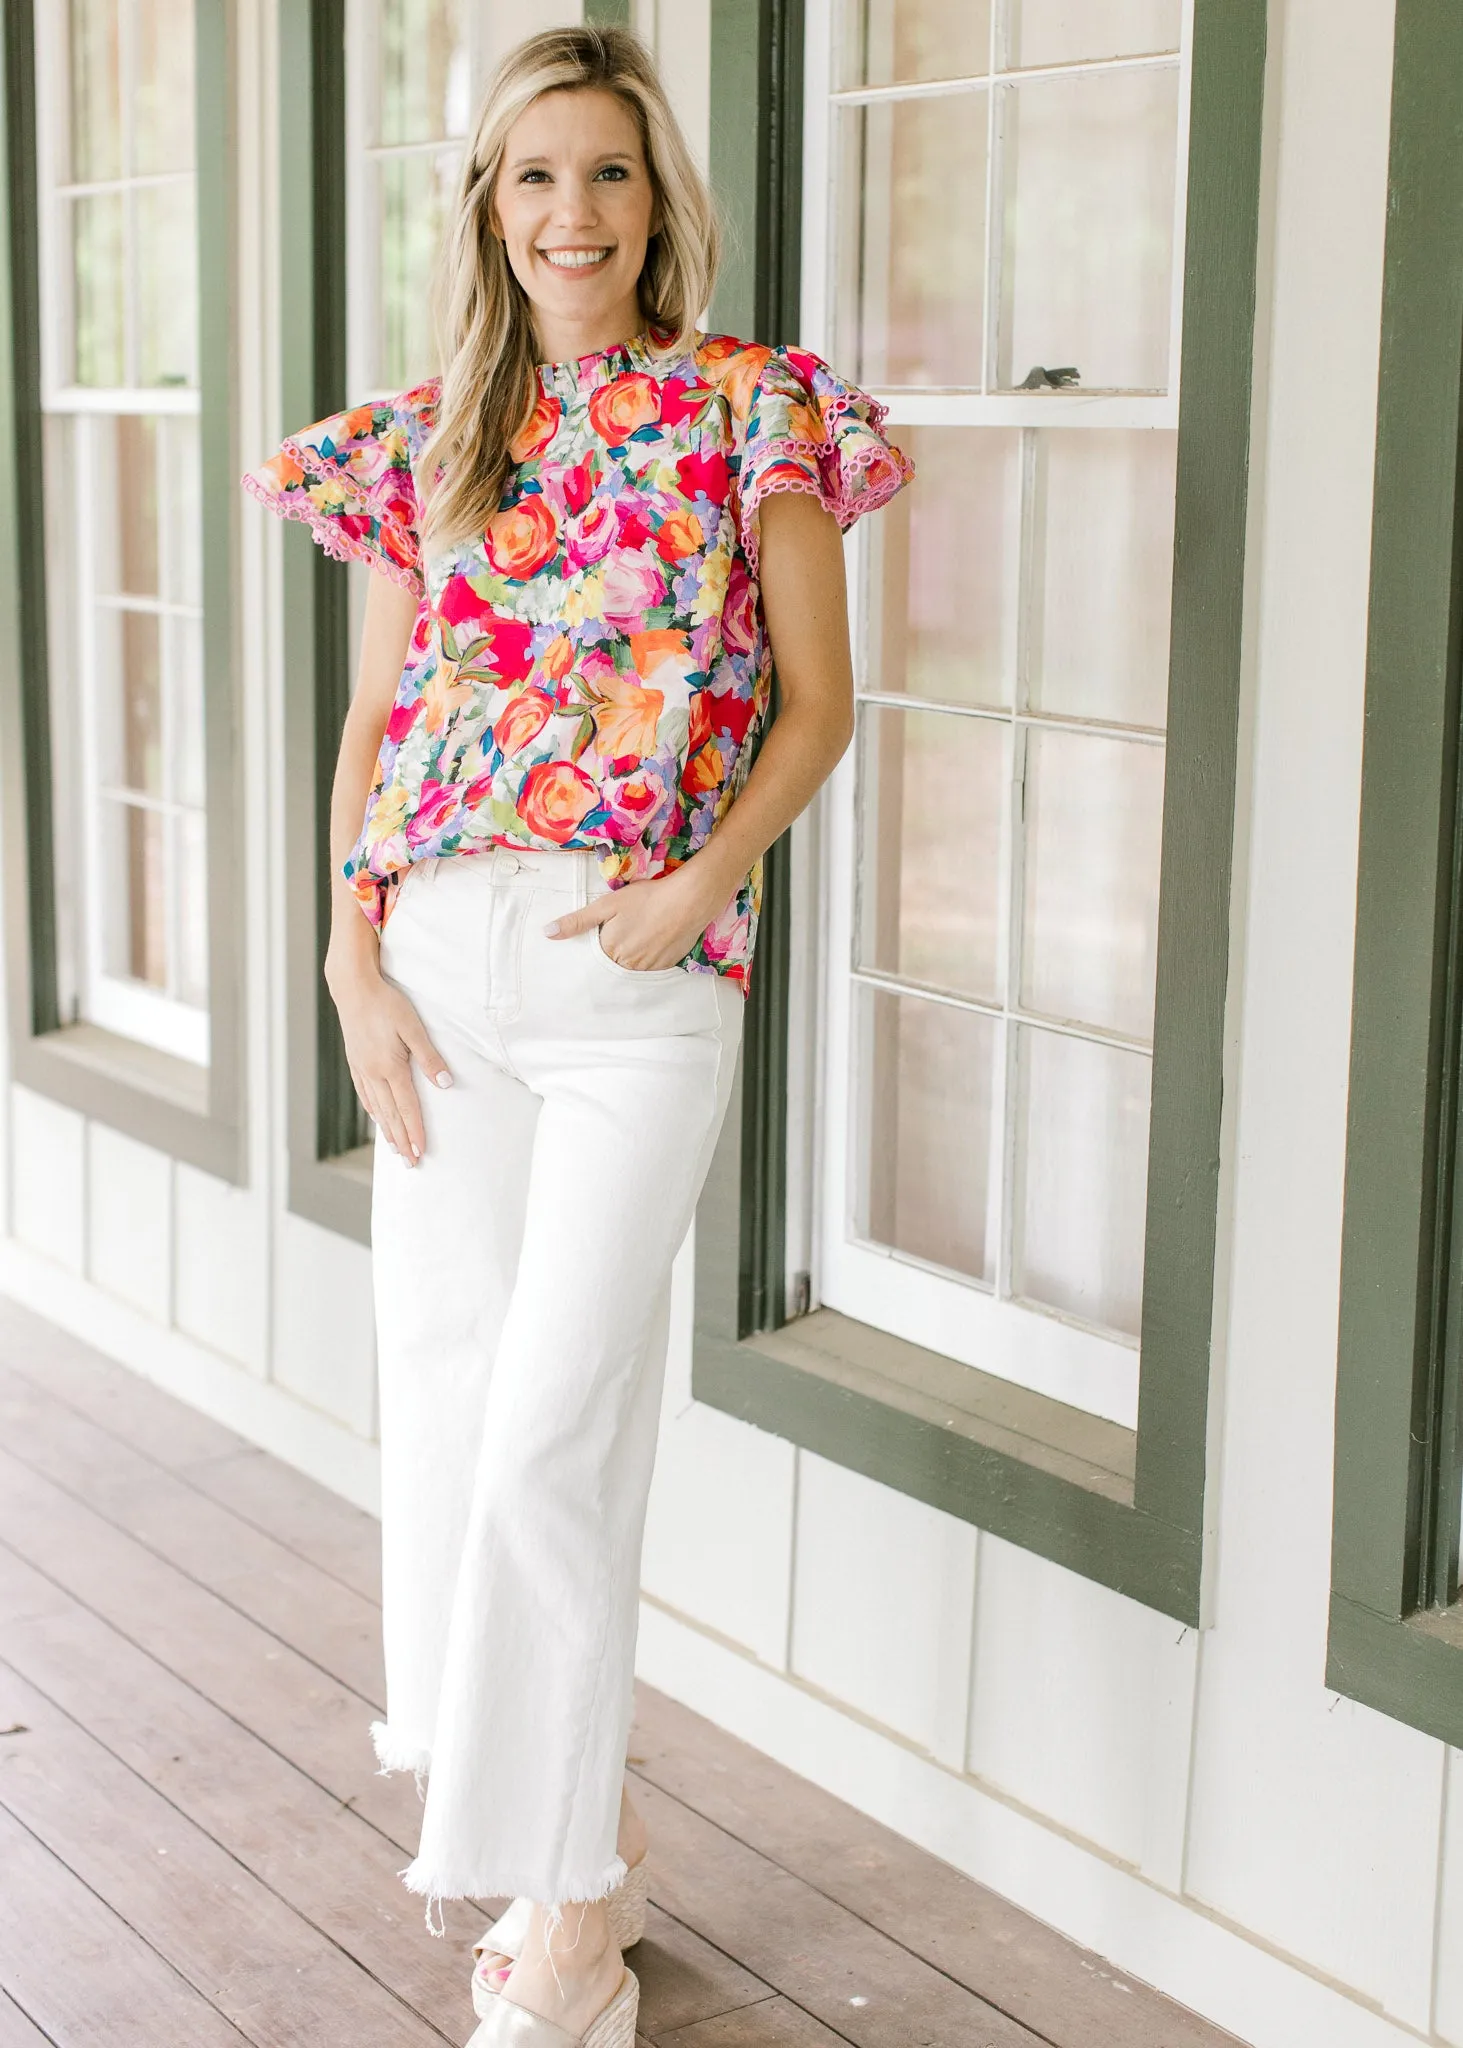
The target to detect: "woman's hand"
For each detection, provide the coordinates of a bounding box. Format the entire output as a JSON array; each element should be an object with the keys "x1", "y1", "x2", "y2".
[
  {"x1": 544, "y1": 861, "x2": 729, "y2": 971},
  {"x1": 326, "y1": 958, "x2": 452, "y2": 1166}
]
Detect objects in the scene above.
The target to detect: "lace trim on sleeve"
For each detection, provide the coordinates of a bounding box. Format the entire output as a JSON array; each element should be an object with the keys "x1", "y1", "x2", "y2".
[
  {"x1": 738, "y1": 434, "x2": 916, "y2": 577},
  {"x1": 242, "y1": 469, "x2": 424, "y2": 595}
]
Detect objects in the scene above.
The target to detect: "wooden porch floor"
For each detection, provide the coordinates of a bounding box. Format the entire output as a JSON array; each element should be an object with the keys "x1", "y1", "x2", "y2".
[{"x1": 0, "y1": 1301, "x2": 1242, "y2": 2048}]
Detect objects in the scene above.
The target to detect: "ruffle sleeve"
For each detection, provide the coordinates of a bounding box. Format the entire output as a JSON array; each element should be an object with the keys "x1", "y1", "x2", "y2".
[
  {"x1": 737, "y1": 346, "x2": 914, "y2": 575},
  {"x1": 241, "y1": 381, "x2": 438, "y2": 593}
]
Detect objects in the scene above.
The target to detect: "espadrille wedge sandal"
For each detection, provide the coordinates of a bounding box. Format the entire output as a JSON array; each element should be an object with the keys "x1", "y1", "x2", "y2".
[
  {"x1": 471, "y1": 1858, "x2": 648, "y2": 2014},
  {"x1": 466, "y1": 1965, "x2": 639, "y2": 2048}
]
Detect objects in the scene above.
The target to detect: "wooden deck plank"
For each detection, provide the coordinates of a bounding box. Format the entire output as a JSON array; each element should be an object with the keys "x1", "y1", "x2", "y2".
[
  {"x1": 631, "y1": 1905, "x2": 777, "y2": 2038},
  {"x1": 0, "y1": 1364, "x2": 385, "y2": 1703},
  {"x1": 0, "y1": 1805, "x2": 251, "y2": 2048},
  {"x1": 0, "y1": 1667, "x2": 455, "y2": 2048},
  {"x1": 625, "y1": 1776, "x2": 1048, "y2": 2048},
  {"x1": 0, "y1": 1989, "x2": 57, "y2": 2048},
  {"x1": 0, "y1": 1445, "x2": 418, "y2": 1848},
  {"x1": 652, "y1": 1996, "x2": 855, "y2": 2046},
  {"x1": 0, "y1": 1542, "x2": 485, "y2": 2038},
  {"x1": 0, "y1": 1302, "x2": 246, "y2": 1471},
  {"x1": 0, "y1": 1459, "x2": 782, "y2": 2044},
  {"x1": 630, "y1": 1681, "x2": 1241, "y2": 2048},
  {"x1": 189, "y1": 1448, "x2": 383, "y2": 1605}
]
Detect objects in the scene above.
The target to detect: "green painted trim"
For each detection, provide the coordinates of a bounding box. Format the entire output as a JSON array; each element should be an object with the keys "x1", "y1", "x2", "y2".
[
  {"x1": 691, "y1": 0, "x2": 1267, "y2": 1616},
  {"x1": 1329, "y1": 0, "x2": 1463, "y2": 1729},
  {"x1": 0, "y1": 0, "x2": 244, "y2": 1182},
  {"x1": 276, "y1": 0, "x2": 371, "y2": 1240},
  {"x1": 1327, "y1": 1595, "x2": 1463, "y2": 1750}
]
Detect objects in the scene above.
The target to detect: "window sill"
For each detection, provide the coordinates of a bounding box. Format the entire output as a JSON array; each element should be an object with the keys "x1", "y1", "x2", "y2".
[
  {"x1": 13, "y1": 1021, "x2": 242, "y2": 1181},
  {"x1": 1327, "y1": 1592, "x2": 1463, "y2": 1748},
  {"x1": 694, "y1": 1302, "x2": 1199, "y2": 1620}
]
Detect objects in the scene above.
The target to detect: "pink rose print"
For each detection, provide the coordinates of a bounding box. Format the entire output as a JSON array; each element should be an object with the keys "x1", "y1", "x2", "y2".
[
  {"x1": 517, "y1": 759, "x2": 598, "y2": 842},
  {"x1": 601, "y1": 549, "x2": 667, "y2": 631},
  {"x1": 565, "y1": 497, "x2": 617, "y2": 570}
]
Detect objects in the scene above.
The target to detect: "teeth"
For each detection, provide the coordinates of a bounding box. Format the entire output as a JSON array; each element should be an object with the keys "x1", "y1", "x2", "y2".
[{"x1": 542, "y1": 248, "x2": 609, "y2": 269}]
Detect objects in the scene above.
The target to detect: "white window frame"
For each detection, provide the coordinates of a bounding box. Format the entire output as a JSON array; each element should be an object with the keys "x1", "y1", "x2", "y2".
[
  {"x1": 33, "y1": 2, "x2": 209, "y2": 1068},
  {"x1": 791, "y1": 0, "x2": 1196, "y2": 1428}
]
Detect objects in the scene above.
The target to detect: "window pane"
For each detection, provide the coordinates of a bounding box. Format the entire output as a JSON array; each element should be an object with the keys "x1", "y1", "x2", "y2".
[
  {"x1": 1027, "y1": 429, "x2": 1177, "y2": 728},
  {"x1": 840, "y1": 0, "x2": 991, "y2": 87},
  {"x1": 72, "y1": 192, "x2": 126, "y2": 386},
  {"x1": 177, "y1": 808, "x2": 208, "y2": 1009},
  {"x1": 846, "y1": 93, "x2": 988, "y2": 388},
  {"x1": 859, "y1": 987, "x2": 999, "y2": 1283},
  {"x1": 134, "y1": 0, "x2": 194, "y2": 175},
  {"x1": 118, "y1": 610, "x2": 164, "y2": 796},
  {"x1": 1021, "y1": 727, "x2": 1164, "y2": 1042},
  {"x1": 169, "y1": 614, "x2": 206, "y2": 810},
  {"x1": 136, "y1": 180, "x2": 197, "y2": 387},
  {"x1": 998, "y1": 66, "x2": 1179, "y2": 393},
  {"x1": 1010, "y1": 0, "x2": 1182, "y2": 66},
  {"x1": 1014, "y1": 1026, "x2": 1150, "y2": 1337},
  {"x1": 104, "y1": 801, "x2": 168, "y2": 988},
  {"x1": 69, "y1": 0, "x2": 122, "y2": 183},
  {"x1": 113, "y1": 414, "x2": 159, "y2": 595},
  {"x1": 380, "y1": 151, "x2": 458, "y2": 388},
  {"x1": 871, "y1": 426, "x2": 1018, "y2": 709},
  {"x1": 379, "y1": 0, "x2": 471, "y2": 145},
  {"x1": 161, "y1": 413, "x2": 202, "y2": 606},
  {"x1": 858, "y1": 704, "x2": 1008, "y2": 1003}
]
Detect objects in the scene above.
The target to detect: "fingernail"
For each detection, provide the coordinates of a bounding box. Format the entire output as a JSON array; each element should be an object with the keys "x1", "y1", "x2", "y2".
[
  {"x1": 543, "y1": 920, "x2": 560, "y2": 937},
  {"x1": 435, "y1": 1072, "x2": 454, "y2": 1089}
]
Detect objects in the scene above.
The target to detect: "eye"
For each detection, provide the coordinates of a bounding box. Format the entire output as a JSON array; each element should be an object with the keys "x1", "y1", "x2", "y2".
[
  {"x1": 595, "y1": 164, "x2": 630, "y2": 182},
  {"x1": 518, "y1": 168, "x2": 550, "y2": 184}
]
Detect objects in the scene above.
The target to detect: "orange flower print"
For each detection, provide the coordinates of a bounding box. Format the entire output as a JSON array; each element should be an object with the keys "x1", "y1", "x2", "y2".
[
  {"x1": 655, "y1": 510, "x2": 704, "y2": 563},
  {"x1": 268, "y1": 448, "x2": 305, "y2": 489},
  {"x1": 588, "y1": 373, "x2": 660, "y2": 444},
  {"x1": 493, "y1": 688, "x2": 554, "y2": 756},
  {"x1": 517, "y1": 759, "x2": 598, "y2": 842},
  {"x1": 485, "y1": 496, "x2": 560, "y2": 579},
  {"x1": 708, "y1": 345, "x2": 771, "y2": 421},
  {"x1": 583, "y1": 668, "x2": 665, "y2": 763},
  {"x1": 629, "y1": 629, "x2": 692, "y2": 681},
  {"x1": 784, "y1": 401, "x2": 827, "y2": 445},
  {"x1": 683, "y1": 741, "x2": 724, "y2": 797},
  {"x1": 340, "y1": 404, "x2": 377, "y2": 440},
  {"x1": 510, "y1": 390, "x2": 562, "y2": 462},
  {"x1": 541, "y1": 633, "x2": 576, "y2": 681}
]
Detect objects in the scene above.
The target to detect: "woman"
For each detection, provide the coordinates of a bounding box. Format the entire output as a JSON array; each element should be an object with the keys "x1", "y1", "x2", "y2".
[{"x1": 245, "y1": 25, "x2": 910, "y2": 2048}]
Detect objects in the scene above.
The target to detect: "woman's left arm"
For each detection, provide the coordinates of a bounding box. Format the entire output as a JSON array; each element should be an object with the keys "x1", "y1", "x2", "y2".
[{"x1": 547, "y1": 490, "x2": 854, "y2": 968}]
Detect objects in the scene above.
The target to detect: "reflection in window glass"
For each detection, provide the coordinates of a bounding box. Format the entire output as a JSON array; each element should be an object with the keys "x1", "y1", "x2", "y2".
[
  {"x1": 999, "y1": 66, "x2": 1179, "y2": 393},
  {"x1": 840, "y1": 0, "x2": 991, "y2": 88},
  {"x1": 379, "y1": 0, "x2": 471, "y2": 144},
  {"x1": 871, "y1": 426, "x2": 1019, "y2": 709},
  {"x1": 848, "y1": 92, "x2": 989, "y2": 388},
  {"x1": 380, "y1": 149, "x2": 460, "y2": 390},
  {"x1": 860, "y1": 988, "x2": 1001, "y2": 1284},
  {"x1": 1010, "y1": 0, "x2": 1182, "y2": 68},
  {"x1": 1027, "y1": 429, "x2": 1177, "y2": 728},
  {"x1": 1014, "y1": 1026, "x2": 1151, "y2": 1338},
  {"x1": 43, "y1": 2, "x2": 208, "y2": 1060},
  {"x1": 857, "y1": 704, "x2": 1009, "y2": 1004},
  {"x1": 1021, "y1": 727, "x2": 1165, "y2": 1044}
]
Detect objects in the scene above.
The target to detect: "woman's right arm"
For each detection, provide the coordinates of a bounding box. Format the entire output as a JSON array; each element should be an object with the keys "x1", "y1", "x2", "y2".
[{"x1": 323, "y1": 570, "x2": 451, "y2": 1167}]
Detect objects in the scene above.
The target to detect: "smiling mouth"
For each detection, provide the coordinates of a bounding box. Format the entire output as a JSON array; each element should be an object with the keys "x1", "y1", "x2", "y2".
[{"x1": 538, "y1": 246, "x2": 613, "y2": 270}]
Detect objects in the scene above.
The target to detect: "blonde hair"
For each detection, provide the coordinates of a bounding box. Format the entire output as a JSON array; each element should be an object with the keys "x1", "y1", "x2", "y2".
[{"x1": 419, "y1": 25, "x2": 720, "y2": 552}]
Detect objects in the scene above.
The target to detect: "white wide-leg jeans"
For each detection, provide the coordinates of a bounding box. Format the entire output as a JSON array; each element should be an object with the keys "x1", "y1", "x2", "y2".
[{"x1": 368, "y1": 844, "x2": 744, "y2": 1917}]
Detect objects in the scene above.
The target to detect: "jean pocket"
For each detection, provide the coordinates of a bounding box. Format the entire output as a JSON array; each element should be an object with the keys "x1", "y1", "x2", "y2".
[{"x1": 590, "y1": 921, "x2": 692, "y2": 983}]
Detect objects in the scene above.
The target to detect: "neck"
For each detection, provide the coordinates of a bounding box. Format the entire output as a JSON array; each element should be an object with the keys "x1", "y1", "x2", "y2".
[{"x1": 530, "y1": 291, "x2": 644, "y2": 368}]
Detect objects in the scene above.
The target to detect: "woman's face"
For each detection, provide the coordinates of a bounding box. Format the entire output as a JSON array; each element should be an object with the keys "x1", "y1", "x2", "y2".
[{"x1": 493, "y1": 87, "x2": 658, "y2": 354}]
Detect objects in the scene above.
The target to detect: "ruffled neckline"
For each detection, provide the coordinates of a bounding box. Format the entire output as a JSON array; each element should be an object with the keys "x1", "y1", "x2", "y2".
[{"x1": 535, "y1": 327, "x2": 671, "y2": 390}]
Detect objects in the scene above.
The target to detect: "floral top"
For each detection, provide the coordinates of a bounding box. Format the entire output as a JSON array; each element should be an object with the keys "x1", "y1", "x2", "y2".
[{"x1": 242, "y1": 329, "x2": 912, "y2": 991}]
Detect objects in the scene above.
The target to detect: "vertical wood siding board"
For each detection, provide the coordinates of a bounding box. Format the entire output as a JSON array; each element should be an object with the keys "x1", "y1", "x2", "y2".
[
  {"x1": 197, "y1": 0, "x2": 245, "y2": 1136},
  {"x1": 0, "y1": 0, "x2": 57, "y2": 1043},
  {"x1": 1331, "y1": 0, "x2": 1463, "y2": 1627},
  {"x1": 1132, "y1": 0, "x2": 1268, "y2": 1535}
]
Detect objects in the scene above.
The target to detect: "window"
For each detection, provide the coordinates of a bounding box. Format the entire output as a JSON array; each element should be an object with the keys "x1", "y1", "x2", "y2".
[
  {"x1": 0, "y1": 0, "x2": 242, "y2": 1180},
  {"x1": 692, "y1": 0, "x2": 1265, "y2": 1620},
  {"x1": 805, "y1": 0, "x2": 1189, "y2": 1429},
  {"x1": 35, "y1": 0, "x2": 209, "y2": 1066},
  {"x1": 1328, "y1": 0, "x2": 1463, "y2": 1744}
]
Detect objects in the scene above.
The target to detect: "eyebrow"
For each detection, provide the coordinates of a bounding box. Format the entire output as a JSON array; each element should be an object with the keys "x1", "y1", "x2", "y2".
[{"x1": 506, "y1": 151, "x2": 638, "y2": 171}]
